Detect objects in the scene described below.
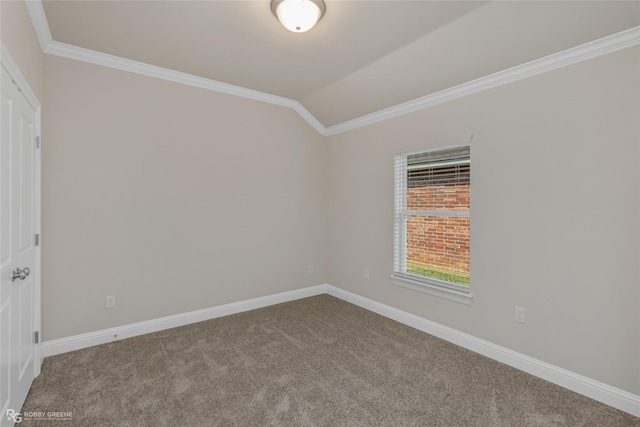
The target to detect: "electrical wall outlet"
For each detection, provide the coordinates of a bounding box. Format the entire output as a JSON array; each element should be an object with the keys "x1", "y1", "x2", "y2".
[
  {"x1": 308, "y1": 265, "x2": 314, "y2": 275},
  {"x1": 515, "y1": 307, "x2": 525, "y2": 323},
  {"x1": 106, "y1": 295, "x2": 116, "y2": 309},
  {"x1": 364, "y1": 269, "x2": 370, "y2": 280}
]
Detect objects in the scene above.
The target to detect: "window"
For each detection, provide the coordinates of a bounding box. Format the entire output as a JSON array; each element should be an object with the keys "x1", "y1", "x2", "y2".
[{"x1": 392, "y1": 143, "x2": 472, "y2": 304}]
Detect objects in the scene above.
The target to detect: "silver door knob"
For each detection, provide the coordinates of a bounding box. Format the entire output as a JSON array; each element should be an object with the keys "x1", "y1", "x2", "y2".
[{"x1": 11, "y1": 267, "x2": 30, "y2": 282}]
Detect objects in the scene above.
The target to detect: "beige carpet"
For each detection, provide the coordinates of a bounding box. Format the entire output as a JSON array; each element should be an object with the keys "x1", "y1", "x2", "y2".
[{"x1": 20, "y1": 295, "x2": 639, "y2": 426}]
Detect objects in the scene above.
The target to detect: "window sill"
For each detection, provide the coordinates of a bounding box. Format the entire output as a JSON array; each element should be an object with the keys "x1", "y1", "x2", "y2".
[{"x1": 390, "y1": 275, "x2": 473, "y2": 305}]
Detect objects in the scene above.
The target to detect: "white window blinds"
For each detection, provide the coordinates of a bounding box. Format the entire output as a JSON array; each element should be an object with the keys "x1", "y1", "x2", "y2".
[{"x1": 394, "y1": 144, "x2": 471, "y2": 292}]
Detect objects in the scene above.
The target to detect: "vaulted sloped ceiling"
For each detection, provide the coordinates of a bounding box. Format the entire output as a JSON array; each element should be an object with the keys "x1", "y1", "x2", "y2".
[{"x1": 39, "y1": 0, "x2": 640, "y2": 129}]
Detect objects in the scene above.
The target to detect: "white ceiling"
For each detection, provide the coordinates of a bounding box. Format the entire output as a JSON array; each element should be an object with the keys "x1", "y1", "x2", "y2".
[{"x1": 41, "y1": 0, "x2": 640, "y2": 127}]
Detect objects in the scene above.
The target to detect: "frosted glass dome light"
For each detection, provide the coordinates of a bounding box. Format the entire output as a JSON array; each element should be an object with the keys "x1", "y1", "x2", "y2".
[{"x1": 271, "y1": 0, "x2": 326, "y2": 33}]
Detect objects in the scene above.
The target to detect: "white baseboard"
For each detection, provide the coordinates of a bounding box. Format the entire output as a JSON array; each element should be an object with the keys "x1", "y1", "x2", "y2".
[
  {"x1": 43, "y1": 283, "x2": 639, "y2": 417},
  {"x1": 324, "y1": 285, "x2": 640, "y2": 418},
  {"x1": 43, "y1": 284, "x2": 327, "y2": 358}
]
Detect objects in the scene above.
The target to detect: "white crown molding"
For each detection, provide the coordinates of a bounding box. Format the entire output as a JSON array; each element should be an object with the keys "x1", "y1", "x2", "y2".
[
  {"x1": 22, "y1": 0, "x2": 327, "y2": 135},
  {"x1": 26, "y1": 0, "x2": 640, "y2": 136},
  {"x1": 24, "y1": 0, "x2": 53, "y2": 53},
  {"x1": 44, "y1": 40, "x2": 294, "y2": 108},
  {"x1": 289, "y1": 100, "x2": 329, "y2": 136},
  {"x1": 324, "y1": 25, "x2": 640, "y2": 136},
  {"x1": 23, "y1": 1, "x2": 640, "y2": 136},
  {"x1": 44, "y1": 41, "x2": 328, "y2": 135}
]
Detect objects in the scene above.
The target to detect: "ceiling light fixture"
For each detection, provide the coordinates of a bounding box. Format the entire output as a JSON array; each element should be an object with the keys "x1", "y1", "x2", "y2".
[{"x1": 271, "y1": 0, "x2": 326, "y2": 33}]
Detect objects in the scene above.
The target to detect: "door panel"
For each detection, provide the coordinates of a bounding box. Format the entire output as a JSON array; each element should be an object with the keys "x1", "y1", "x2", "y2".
[
  {"x1": 0, "y1": 91, "x2": 11, "y2": 270},
  {"x1": 0, "y1": 65, "x2": 15, "y2": 424},
  {"x1": 18, "y1": 111, "x2": 33, "y2": 254},
  {"x1": 1, "y1": 63, "x2": 38, "y2": 427},
  {"x1": 18, "y1": 281, "x2": 33, "y2": 381},
  {"x1": 0, "y1": 299, "x2": 10, "y2": 419}
]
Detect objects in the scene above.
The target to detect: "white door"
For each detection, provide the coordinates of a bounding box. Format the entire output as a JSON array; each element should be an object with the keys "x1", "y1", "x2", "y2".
[{"x1": 0, "y1": 63, "x2": 39, "y2": 427}]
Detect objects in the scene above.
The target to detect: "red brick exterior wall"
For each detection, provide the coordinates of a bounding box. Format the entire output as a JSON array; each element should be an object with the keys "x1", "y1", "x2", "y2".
[{"x1": 406, "y1": 183, "x2": 470, "y2": 274}]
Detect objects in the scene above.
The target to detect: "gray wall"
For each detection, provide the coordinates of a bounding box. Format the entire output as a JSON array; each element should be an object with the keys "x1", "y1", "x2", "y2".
[
  {"x1": 42, "y1": 56, "x2": 328, "y2": 340},
  {"x1": 326, "y1": 47, "x2": 640, "y2": 394}
]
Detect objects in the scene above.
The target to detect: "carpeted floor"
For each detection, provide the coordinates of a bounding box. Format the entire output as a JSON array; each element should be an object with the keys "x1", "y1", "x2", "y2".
[{"x1": 20, "y1": 295, "x2": 640, "y2": 426}]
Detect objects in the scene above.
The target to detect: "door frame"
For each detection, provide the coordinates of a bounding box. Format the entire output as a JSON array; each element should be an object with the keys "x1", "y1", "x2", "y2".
[{"x1": 1, "y1": 43, "x2": 42, "y2": 376}]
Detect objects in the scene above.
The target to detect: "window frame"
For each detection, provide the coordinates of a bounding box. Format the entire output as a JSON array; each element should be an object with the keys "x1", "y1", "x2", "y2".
[{"x1": 391, "y1": 139, "x2": 473, "y2": 305}]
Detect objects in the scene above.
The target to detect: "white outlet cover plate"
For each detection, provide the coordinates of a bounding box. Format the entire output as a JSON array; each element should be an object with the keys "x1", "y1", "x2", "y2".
[{"x1": 106, "y1": 295, "x2": 116, "y2": 309}]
